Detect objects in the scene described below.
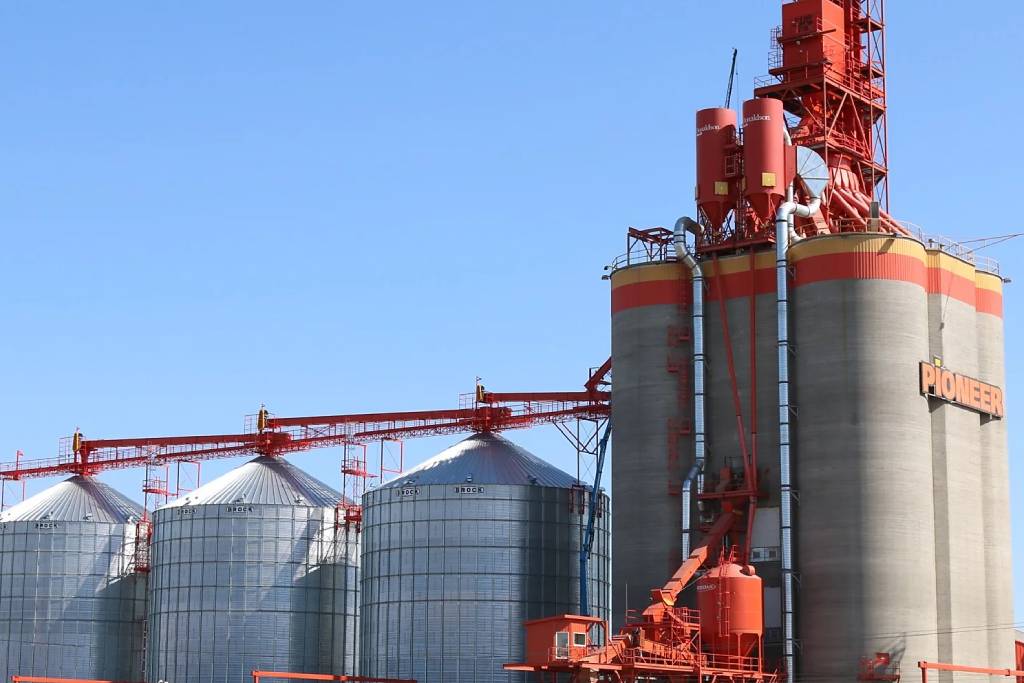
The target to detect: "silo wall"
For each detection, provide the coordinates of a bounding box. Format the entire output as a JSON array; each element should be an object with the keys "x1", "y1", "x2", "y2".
[
  {"x1": 925, "y1": 251, "x2": 989, "y2": 676},
  {"x1": 975, "y1": 270, "x2": 1013, "y2": 671},
  {"x1": 790, "y1": 234, "x2": 938, "y2": 680},
  {"x1": 360, "y1": 481, "x2": 610, "y2": 683},
  {"x1": 609, "y1": 261, "x2": 691, "y2": 627}
]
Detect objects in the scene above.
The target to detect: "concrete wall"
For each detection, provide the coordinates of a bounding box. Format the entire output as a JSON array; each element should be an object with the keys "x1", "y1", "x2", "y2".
[
  {"x1": 790, "y1": 235, "x2": 939, "y2": 680},
  {"x1": 977, "y1": 271, "x2": 1014, "y2": 673},
  {"x1": 609, "y1": 262, "x2": 691, "y2": 628},
  {"x1": 926, "y1": 251, "x2": 989, "y2": 678}
]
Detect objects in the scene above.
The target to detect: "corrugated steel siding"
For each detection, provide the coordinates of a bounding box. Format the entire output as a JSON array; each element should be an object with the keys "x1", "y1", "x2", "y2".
[
  {"x1": 360, "y1": 482, "x2": 610, "y2": 683},
  {"x1": 146, "y1": 503, "x2": 359, "y2": 683},
  {"x1": 0, "y1": 519, "x2": 147, "y2": 682}
]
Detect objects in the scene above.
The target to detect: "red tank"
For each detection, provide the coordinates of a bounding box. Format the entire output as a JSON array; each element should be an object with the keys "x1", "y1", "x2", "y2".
[
  {"x1": 695, "y1": 107, "x2": 737, "y2": 230},
  {"x1": 696, "y1": 562, "x2": 764, "y2": 657},
  {"x1": 742, "y1": 98, "x2": 790, "y2": 225}
]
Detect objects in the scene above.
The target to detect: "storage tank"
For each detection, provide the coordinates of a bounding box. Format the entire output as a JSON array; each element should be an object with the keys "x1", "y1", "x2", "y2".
[
  {"x1": 742, "y1": 98, "x2": 788, "y2": 224},
  {"x1": 360, "y1": 432, "x2": 610, "y2": 683},
  {"x1": 789, "y1": 233, "x2": 939, "y2": 679},
  {"x1": 697, "y1": 562, "x2": 764, "y2": 657},
  {"x1": 145, "y1": 455, "x2": 358, "y2": 683},
  {"x1": 0, "y1": 476, "x2": 147, "y2": 683},
  {"x1": 696, "y1": 107, "x2": 737, "y2": 230},
  {"x1": 609, "y1": 260, "x2": 691, "y2": 628}
]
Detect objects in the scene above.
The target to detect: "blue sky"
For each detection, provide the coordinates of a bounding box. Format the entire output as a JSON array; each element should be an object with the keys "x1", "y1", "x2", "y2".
[{"x1": 2, "y1": 2, "x2": 1021, "y2": 621}]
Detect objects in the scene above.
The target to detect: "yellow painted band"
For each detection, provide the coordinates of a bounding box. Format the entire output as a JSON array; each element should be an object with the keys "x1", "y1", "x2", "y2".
[
  {"x1": 789, "y1": 234, "x2": 926, "y2": 263},
  {"x1": 975, "y1": 271, "x2": 1003, "y2": 294},
  {"x1": 610, "y1": 262, "x2": 685, "y2": 289},
  {"x1": 926, "y1": 250, "x2": 976, "y2": 280}
]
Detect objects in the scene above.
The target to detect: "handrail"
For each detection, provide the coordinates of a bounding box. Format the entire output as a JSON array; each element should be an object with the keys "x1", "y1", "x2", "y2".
[{"x1": 610, "y1": 221, "x2": 1001, "y2": 275}]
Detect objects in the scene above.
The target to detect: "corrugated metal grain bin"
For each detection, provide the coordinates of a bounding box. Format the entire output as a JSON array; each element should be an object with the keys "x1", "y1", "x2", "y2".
[
  {"x1": 145, "y1": 455, "x2": 358, "y2": 683},
  {"x1": 360, "y1": 432, "x2": 611, "y2": 683},
  {"x1": 0, "y1": 476, "x2": 147, "y2": 682}
]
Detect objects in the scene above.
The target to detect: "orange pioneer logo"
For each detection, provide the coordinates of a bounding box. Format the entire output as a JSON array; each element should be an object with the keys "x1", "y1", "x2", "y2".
[{"x1": 920, "y1": 361, "x2": 1004, "y2": 418}]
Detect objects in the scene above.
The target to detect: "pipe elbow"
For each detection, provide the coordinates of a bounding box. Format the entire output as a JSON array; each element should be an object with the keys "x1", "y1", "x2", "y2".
[
  {"x1": 673, "y1": 216, "x2": 701, "y2": 271},
  {"x1": 794, "y1": 197, "x2": 822, "y2": 218}
]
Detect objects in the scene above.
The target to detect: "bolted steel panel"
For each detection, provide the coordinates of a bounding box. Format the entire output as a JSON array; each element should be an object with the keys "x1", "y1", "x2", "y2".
[
  {"x1": 360, "y1": 434, "x2": 610, "y2": 683},
  {"x1": 145, "y1": 457, "x2": 359, "y2": 683},
  {"x1": 0, "y1": 477, "x2": 147, "y2": 682}
]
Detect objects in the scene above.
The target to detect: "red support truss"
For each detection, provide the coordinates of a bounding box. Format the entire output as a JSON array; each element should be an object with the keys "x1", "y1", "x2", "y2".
[{"x1": 0, "y1": 368, "x2": 611, "y2": 483}]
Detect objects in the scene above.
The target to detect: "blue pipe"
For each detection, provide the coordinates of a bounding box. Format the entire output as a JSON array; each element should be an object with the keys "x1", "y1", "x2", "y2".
[{"x1": 579, "y1": 422, "x2": 612, "y2": 616}]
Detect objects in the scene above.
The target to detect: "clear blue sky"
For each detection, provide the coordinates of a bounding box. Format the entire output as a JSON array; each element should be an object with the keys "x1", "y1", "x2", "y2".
[{"x1": 2, "y1": 2, "x2": 1021, "y2": 621}]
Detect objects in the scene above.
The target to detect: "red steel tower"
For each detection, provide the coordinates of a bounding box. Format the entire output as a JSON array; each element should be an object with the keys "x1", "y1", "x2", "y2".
[{"x1": 698, "y1": 0, "x2": 903, "y2": 250}]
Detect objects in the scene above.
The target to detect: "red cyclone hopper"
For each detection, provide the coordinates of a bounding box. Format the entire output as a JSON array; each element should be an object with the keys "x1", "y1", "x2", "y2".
[
  {"x1": 696, "y1": 107, "x2": 737, "y2": 229},
  {"x1": 742, "y1": 98, "x2": 792, "y2": 225}
]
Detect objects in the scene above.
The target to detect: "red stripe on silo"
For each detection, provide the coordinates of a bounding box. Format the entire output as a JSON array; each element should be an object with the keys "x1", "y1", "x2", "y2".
[
  {"x1": 975, "y1": 288, "x2": 1003, "y2": 318},
  {"x1": 793, "y1": 252, "x2": 927, "y2": 289},
  {"x1": 705, "y1": 267, "x2": 776, "y2": 301},
  {"x1": 926, "y1": 267, "x2": 976, "y2": 306},
  {"x1": 611, "y1": 280, "x2": 681, "y2": 313}
]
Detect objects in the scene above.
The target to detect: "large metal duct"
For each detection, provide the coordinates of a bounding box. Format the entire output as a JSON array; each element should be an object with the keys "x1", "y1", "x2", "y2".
[
  {"x1": 975, "y1": 269, "x2": 1014, "y2": 673},
  {"x1": 926, "y1": 250, "x2": 989, "y2": 675},
  {"x1": 145, "y1": 456, "x2": 358, "y2": 683},
  {"x1": 359, "y1": 432, "x2": 610, "y2": 683},
  {"x1": 609, "y1": 261, "x2": 691, "y2": 628},
  {"x1": 790, "y1": 234, "x2": 939, "y2": 680},
  {"x1": 0, "y1": 476, "x2": 147, "y2": 682}
]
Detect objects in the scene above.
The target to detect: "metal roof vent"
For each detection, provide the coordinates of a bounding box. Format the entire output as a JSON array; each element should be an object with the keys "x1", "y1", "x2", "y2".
[
  {"x1": 465, "y1": 474, "x2": 473, "y2": 483},
  {"x1": 294, "y1": 495, "x2": 305, "y2": 504},
  {"x1": 528, "y1": 475, "x2": 539, "y2": 485},
  {"x1": 83, "y1": 512, "x2": 93, "y2": 521}
]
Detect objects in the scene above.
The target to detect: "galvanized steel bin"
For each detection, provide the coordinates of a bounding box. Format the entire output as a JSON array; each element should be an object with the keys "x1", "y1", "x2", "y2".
[
  {"x1": 145, "y1": 456, "x2": 359, "y2": 683},
  {"x1": 360, "y1": 432, "x2": 611, "y2": 683}
]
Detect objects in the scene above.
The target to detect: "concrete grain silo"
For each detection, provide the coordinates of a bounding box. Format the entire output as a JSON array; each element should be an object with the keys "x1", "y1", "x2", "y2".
[
  {"x1": 608, "y1": 228, "x2": 1012, "y2": 681},
  {"x1": 975, "y1": 269, "x2": 1014, "y2": 672},
  {"x1": 789, "y1": 234, "x2": 939, "y2": 679},
  {"x1": 0, "y1": 476, "x2": 147, "y2": 683},
  {"x1": 360, "y1": 432, "x2": 610, "y2": 683},
  {"x1": 609, "y1": 259, "x2": 690, "y2": 629},
  {"x1": 145, "y1": 455, "x2": 358, "y2": 683}
]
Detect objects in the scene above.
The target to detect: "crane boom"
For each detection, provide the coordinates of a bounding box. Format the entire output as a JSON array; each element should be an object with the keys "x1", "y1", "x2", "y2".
[{"x1": 724, "y1": 48, "x2": 738, "y2": 108}]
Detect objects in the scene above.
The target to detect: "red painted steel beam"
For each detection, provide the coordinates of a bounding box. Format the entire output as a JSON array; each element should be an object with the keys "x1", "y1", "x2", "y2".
[
  {"x1": 252, "y1": 671, "x2": 415, "y2": 683},
  {"x1": 479, "y1": 391, "x2": 610, "y2": 403},
  {"x1": 1, "y1": 364, "x2": 610, "y2": 481},
  {"x1": 584, "y1": 356, "x2": 613, "y2": 394},
  {"x1": 918, "y1": 661, "x2": 1024, "y2": 679},
  {"x1": 267, "y1": 408, "x2": 479, "y2": 429}
]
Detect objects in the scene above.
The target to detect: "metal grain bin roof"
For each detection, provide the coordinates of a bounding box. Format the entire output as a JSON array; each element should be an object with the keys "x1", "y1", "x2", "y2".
[
  {"x1": 161, "y1": 455, "x2": 342, "y2": 509},
  {"x1": 381, "y1": 432, "x2": 581, "y2": 489},
  {"x1": 0, "y1": 475, "x2": 142, "y2": 523}
]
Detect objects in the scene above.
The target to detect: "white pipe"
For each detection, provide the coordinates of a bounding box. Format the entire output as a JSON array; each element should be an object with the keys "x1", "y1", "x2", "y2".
[
  {"x1": 673, "y1": 216, "x2": 705, "y2": 560},
  {"x1": 776, "y1": 186, "x2": 820, "y2": 682}
]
